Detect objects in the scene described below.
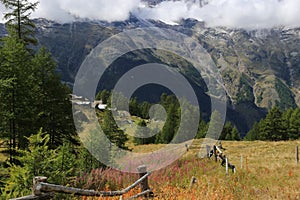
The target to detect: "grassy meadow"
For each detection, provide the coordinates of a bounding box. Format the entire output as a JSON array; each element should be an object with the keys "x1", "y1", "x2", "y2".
[
  {"x1": 1, "y1": 139, "x2": 299, "y2": 199},
  {"x1": 91, "y1": 139, "x2": 300, "y2": 200}
]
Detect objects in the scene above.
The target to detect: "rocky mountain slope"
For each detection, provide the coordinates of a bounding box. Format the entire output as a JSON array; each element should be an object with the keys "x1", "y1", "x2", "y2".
[{"x1": 0, "y1": 17, "x2": 299, "y2": 134}]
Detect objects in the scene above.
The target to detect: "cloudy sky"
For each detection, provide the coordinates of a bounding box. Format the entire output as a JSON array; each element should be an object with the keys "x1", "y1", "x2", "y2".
[{"x1": 1, "y1": 0, "x2": 300, "y2": 29}]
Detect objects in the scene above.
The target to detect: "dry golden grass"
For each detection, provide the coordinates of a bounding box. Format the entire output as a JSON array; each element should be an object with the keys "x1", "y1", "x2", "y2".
[{"x1": 129, "y1": 139, "x2": 300, "y2": 200}]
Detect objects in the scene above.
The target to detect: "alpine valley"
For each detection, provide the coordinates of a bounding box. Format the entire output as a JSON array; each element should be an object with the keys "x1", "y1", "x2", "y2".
[{"x1": 0, "y1": 14, "x2": 299, "y2": 136}]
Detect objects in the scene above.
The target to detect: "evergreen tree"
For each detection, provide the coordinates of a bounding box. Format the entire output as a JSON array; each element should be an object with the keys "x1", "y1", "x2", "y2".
[
  {"x1": 288, "y1": 108, "x2": 300, "y2": 140},
  {"x1": 231, "y1": 126, "x2": 241, "y2": 141},
  {"x1": 139, "y1": 101, "x2": 151, "y2": 119},
  {"x1": 101, "y1": 90, "x2": 110, "y2": 104},
  {"x1": 1, "y1": 0, "x2": 38, "y2": 47},
  {"x1": 102, "y1": 109, "x2": 128, "y2": 149},
  {"x1": 225, "y1": 131, "x2": 232, "y2": 140},
  {"x1": 156, "y1": 103, "x2": 179, "y2": 144},
  {"x1": 129, "y1": 97, "x2": 139, "y2": 116},
  {"x1": 0, "y1": 36, "x2": 36, "y2": 162},
  {"x1": 32, "y1": 48, "x2": 77, "y2": 148},
  {"x1": 282, "y1": 108, "x2": 293, "y2": 138},
  {"x1": 259, "y1": 107, "x2": 287, "y2": 141},
  {"x1": 245, "y1": 122, "x2": 260, "y2": 141},
  {"x1": 220, "y1": 122, "x2": 233, "y2": 140}
]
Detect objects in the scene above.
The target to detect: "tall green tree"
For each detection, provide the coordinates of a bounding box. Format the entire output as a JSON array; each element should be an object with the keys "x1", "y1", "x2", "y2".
[
  {"x1": 139, "y1": 101, "x2": 151, "y2": 119},
  {"x1": 288, "y1": 108, "x2": 300, "y2": 140},
  {"x1": 129, "y1": 97, "x2": 139, "y2": 116},
  {"x1": 220, "y1": 122, "x2": 233, "y2": 140},
  {"x1": 259, "y1": 107, "x2": 287, "y2": 141},
  {"x1": 102, "y1": 109, "x2": 128, "y2": 149},
  {"x1": 1, "y1": 0, "x2": 38, "y2": 46},
  {"x1": 32, "y1": 48, "x2": 77, "y2": 148},
  {"x1": 156, "y1": 103, "x2": 179, "y2": 144},
  {"x1": 231, "y1": 126, "x2": 241, "y2": 141},
  {"x1": 0, "y1": 36, "x2": 36, "y2": 162},
  {"x1": 245, "y1": 122, "x2": 260, "y2": 141}
]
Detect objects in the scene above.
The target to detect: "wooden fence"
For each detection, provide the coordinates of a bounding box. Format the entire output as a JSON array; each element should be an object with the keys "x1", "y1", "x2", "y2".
[
  {"x1": 206, "y1": 143, "x2": 236, "y2": 174},
  {"x1": 11, "y1": 166, "x2": 153, "y2": 200}
]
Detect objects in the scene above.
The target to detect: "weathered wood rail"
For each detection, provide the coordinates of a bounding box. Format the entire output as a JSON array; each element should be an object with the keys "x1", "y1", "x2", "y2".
[
  {"x1": 11, "y1": 166, "x2": 153, "y2": 200},
  {"x1": 206, "y1": 142, "x2": 236, "y2": 174}
]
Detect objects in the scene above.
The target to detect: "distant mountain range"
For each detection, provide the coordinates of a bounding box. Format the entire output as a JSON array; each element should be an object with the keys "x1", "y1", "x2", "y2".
[{"x1": 0, "y1": 17, "x2": 299, "y2": 135}]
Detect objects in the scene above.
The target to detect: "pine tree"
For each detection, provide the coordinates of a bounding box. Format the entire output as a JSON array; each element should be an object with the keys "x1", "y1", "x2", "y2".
[
  {"x1": 134, "y1": 120, "x2": 148, "y2": 145},
  {"x1": 102, "y1": 109, "x2": 128, "y2": 149},
  {"x1": 1, "y1": 0, "x2": 38, "y2": 47},
  {"x1": 156, "y1": 103, "x2": 179, "y2": 144},
  {"x1": 220, "y1": 122, "x2": 233, "y2": 140},
  {"x1": 259, "y1": 107, "x2": 287, "y2": 141},
  {"x1": 32, "y1": 47, "x2": 77, "y2": 148},
  {"x1": 139, "y1": 101, "x2": 151, "y2": 119},
  {"x1": 0, "y1": 36, "x2": 36, "y2": 162},
  {"x1": 98, "y1": 90, "x2": 110, "y2": 104},
  {"x1": 231, "y1": 126, "x2": 241, "y2": 141},
  {"x1": 225, "y1": 131, "x2": 232, "y2": 140},
  {"x1": 288, "y1": 108, "x2": 300, "y2": 140},
  {"x1": 245, "y1": 122, "x2": 260, "y2": 141},
  {"x1": 129, "y1": 97, "x2": 139, "y2": 116},
  {"x1": 282, "y1": 108, "x2": 293, "y2": 138}
]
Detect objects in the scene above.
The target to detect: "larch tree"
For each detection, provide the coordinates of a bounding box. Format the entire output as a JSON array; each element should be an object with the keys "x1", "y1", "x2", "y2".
[
  {"x1": 0, "y1": 36, "x2": 36, "y2": 162},
  {"x1": 1, "y1": 0, "x2": 38, "y2": 47},
  {"x1": 101, "y1": 109, "x2": 128, "y2": 149},
  {"x1": 32, "y1": 47, "x2": 78, "y2": 148}
]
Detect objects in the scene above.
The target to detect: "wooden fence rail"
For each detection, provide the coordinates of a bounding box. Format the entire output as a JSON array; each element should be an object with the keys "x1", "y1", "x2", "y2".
[
  {"x1": 11, "y1": 166, "x2": 153, "y2": 200},
  {"x1": 207, "y1": 143, "x2": 236, "y2": 174}
]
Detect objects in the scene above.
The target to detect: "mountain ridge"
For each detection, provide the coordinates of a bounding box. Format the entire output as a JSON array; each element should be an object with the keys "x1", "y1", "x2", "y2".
[{"x1": 0, "y1": 17, "x2": 299, "y2": 134}]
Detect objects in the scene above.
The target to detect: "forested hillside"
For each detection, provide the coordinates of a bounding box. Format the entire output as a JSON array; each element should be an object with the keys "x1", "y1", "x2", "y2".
[
  {"x1": 1, "y1": 17, "x2": 299, "y2": 133},
  {"x1": 0, "y1": 0, "x2": 300, "y2": 199}
]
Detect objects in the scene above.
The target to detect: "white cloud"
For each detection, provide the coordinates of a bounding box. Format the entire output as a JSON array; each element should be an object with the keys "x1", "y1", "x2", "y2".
[
  {"x1": 30, "y1": 0, "x2": 74, "y2": 23},
  {"x1": 0, "y1": 3, "x2": 6, "y2": 23},
  {"x1": 58, "y1": 0, "x2": 140, "y2": 22},
  {"x1": 136, "y1": 1, "x2": 193, "y2": 25},
  {"x1": 136, "y1": 0, "x2": 300, "y2": 29},
  {"x1": 0, "y1": 0, "x2": 300, "y2": 29},
  {"x1": 196, "y1": 0, "x2": 300, "y2": 29}
]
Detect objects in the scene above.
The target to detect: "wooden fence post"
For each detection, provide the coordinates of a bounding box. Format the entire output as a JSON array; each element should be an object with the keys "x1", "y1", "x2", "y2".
[
  {"x1": 33, "y1": 176, "x2": 48, "y2": 196},
  {"x1": 206, "y1": 145, "x2": 211, "y2": 158},
  {"x1": 137, "y1": 165, "x2": 153, "y2": 197},
  {"x1": 240, "y1": 155, "x2": 243, "y2": 169},
  {"x1": 296, "y1": 146, "x2": 299, "y2": 164},
  {"x1": 225, "y1": 157, "x2": 229, "y2": 176},
  {"x1": 185, "y1": 144, "x2": 189, "y2": 152},
  {"x1": 189, "y1": 176, "x2": 197, "y2": 190},
  {"x1": 213, "y1": 145, "x2": 217, "y2": 162}
]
